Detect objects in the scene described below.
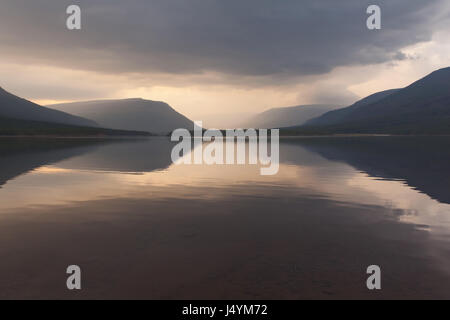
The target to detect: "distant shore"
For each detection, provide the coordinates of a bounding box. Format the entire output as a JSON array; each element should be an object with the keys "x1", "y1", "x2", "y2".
[
  {"x1": 0, "y1": 134, "x2": 162, "y2": 139},
  {"x1": 3, "y1": 133, "x2": 449, "y2": 139}
]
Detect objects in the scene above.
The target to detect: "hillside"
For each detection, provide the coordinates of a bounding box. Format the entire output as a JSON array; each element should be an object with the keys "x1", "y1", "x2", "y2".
[
  {"x1": 49, "y1": 98, "x2": 194, "y2": 134},
  {"x1": 243, "y1": 104, "x2": 340, "y2": 129},
  {"x1": 0, "y1": 116, "x2": 151, "y2": 136},
  {"x1": 286, "y1": 67, "x2": 450, "y2": 135},
  {"x1": 305, "y1": 89, "x2": 400, "y2": 127},
  {"x1": 0, "y1": 87, "x2": 98, "y2": 127}
]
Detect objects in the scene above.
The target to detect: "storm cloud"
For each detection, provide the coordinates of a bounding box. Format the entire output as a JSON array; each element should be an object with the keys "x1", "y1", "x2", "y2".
[{"x1": 0, "y1": 0, "x2": 445, "y2": 79}]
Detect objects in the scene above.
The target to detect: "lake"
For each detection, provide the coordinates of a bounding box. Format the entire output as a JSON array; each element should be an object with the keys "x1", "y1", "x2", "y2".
[{"x1": 0, "y1": 136, "x2": 449, "y2": 299}]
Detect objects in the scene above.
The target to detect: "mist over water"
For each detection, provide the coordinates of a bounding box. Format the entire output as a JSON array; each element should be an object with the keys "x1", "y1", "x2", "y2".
[{"x1": 0, "y1": 136, "x2": 449, "y2": 299}]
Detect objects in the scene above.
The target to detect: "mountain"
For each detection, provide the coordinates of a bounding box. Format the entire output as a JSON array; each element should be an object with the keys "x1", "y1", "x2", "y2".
[
  {"x1": 0, "y1": 86, "x2": 98, "y2": 127},
  {"x1": 304, "y1": 89, "x2": 401, "y2": 127},
  {"x1": 243, "y1": 104, "x2": 341, "y2": 129},
  {"x1": 201, "y1": 112, "x2": 254, "y2": 129},
  {"x1": 291, "y1": 67, "x2": 450, "y2": 134},
  {"x1": 0, "y1": 116, "x2": 151, "y2": 136},
  {"x1": 49, "y1": 98, "x2": 194, "y2": 134}
]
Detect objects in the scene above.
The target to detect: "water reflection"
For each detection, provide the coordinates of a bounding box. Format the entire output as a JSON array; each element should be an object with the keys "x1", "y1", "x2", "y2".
[
  {"x1": 289, "y1": 136, "x2": 450, "y2": 204},
  {"x1": 0, "y1": 136, "x2": 449, "y2": 299},
  {"x1": 0, "y1": 138, "x2": 107, "y2": 188},
  {"x1": 57, "y1": 138, "x2": 174, "y2": 173},
  {"x1": 280, "y1": 137, "x2": 450, "y2": 240},
  {"x1": 1, "y1": 136, "x2": 449, "y2": 235}
]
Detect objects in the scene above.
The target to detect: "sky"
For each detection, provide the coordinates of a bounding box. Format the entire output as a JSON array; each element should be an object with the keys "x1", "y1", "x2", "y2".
[{"x1": 1, "y1": 0, "x2": 449, "y2": 126}]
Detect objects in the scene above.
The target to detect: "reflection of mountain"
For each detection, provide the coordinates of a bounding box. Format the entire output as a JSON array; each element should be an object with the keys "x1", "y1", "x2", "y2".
[
  {"x1": 285, "y1": 137, "x2": 450, "y2": 204},
  {"x1": 53, "y1": 138, "x2": 175, "y2": 173},
  {"x1": 0, "y1": 139, "x2": 108, "y2": 188},
  {"x1": 0, "y1": 138, "x2": 175, "y2": 188}
]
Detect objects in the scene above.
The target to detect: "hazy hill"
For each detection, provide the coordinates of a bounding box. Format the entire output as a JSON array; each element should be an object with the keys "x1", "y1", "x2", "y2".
[
  {"x1": 49, "y1": 98, "x2": 194, "y2": 134},
  {"x1": 0, "y1": 87, "x2": 98, "y2": 127},
  {"x1": 305, "y1": 89, "x2": 401, "y2": 127},
  {"x1": 243, "y1": 104, "x2": 341, "y2": 129},
  {"x1": 291, "y1": 67, "x2": 450, "y2": 134}
]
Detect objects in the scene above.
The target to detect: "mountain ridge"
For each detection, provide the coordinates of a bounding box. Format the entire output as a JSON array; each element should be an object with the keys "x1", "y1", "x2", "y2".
[
  {"x1": 0, "y1": 116, "x2": 152, "y2": 136},
  {"x1": 286, "y1": 67, "x2": 450, "y2": 135},
  {"x1": 49, "y1": 98, "x2": 194, "y2": 134},
  {"x1": 243, "y1": 104, "x2": 341, "y2": 129},
  {"x1": 0, "y1": 86, "x2": 99, "y2": 127}
]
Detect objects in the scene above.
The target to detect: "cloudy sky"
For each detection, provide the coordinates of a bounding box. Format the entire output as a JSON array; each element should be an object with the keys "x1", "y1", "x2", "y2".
[{"x1": 1, "y1": 0, "x2": 449, "y2": 124}]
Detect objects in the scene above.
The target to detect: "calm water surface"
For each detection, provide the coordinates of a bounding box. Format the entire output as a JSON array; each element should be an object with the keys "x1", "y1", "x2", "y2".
[{"x1": 0, "y1": 136, "x2": 449, "y2": 299}]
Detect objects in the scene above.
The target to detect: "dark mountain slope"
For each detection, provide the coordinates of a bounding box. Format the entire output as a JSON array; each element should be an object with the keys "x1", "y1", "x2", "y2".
[
  {"x1": 0, "y1": 87, "x2": 98, "y2": 127},
  {"x1": 305, "y1": 89, "x2": 400, "y2": 127},
  {"x1": 287, "y1": 67, "x2": 450, "y2": 134},
  {"x1": 0, "y1": 116, "x2": 151, "y2": 136}
]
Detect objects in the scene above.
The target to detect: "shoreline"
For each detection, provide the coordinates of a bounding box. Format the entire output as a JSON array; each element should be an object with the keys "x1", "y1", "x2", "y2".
[
  {"x1": 0, "y1": 134, "x2": 165, "y2": 139},
  {"x1": 1, "y1": 133, "x2": 450, "y2": 139},
  {"x1": 279, "y1": 133, "x2": 450, "y2": 138}
]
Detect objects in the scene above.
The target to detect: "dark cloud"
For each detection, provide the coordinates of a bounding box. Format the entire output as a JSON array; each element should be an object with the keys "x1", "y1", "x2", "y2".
[{"x1": 0, "y1": 0, "x2": 446, "y2": 80}]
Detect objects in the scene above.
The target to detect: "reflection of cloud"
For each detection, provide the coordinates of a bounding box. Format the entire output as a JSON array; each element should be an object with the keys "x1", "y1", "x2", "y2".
[
  {"x1": 347, "y1": 174, "x2": 450, "y2": 226},
  {"x1": 281, "y1": 144, "x2": 450, "y2": 237},
  {"x1": 33, "y1": 167, "x2": 75, "y2": 174},
  {"x1": 3, "y1": 148, "x2": 450, "y2": 238}
]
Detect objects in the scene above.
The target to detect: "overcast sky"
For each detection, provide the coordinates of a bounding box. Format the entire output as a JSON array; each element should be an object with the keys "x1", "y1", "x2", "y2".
[{"x1": 1, "y1": 0, "x2": 449, "y2": 122}]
